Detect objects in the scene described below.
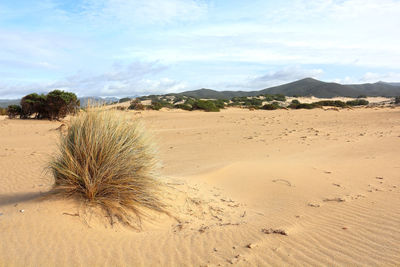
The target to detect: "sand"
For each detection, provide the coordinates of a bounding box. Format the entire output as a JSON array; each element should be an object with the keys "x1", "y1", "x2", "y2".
[{"x1": 0, "y1": 106, "x2": 399, "y2": 266}]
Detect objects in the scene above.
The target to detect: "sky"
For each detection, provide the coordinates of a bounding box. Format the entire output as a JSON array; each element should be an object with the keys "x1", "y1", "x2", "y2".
[{"x1": 0, "y1": 0, "x2": 400, "y2": 98}]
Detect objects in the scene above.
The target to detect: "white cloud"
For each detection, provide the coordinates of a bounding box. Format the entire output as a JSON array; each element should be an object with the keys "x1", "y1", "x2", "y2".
[
  {"x1": 1, "y1": 0, "x2": 400, "y2": 98},
  {"x1": 0, "y1": 61, "x2": 187, "y2": 98},
  {"x1": 360, "y1": 72, "x2": 400, "y2": 83}
]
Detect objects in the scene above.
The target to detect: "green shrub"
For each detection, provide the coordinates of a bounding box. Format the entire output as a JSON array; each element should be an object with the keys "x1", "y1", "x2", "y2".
[
  {"x1": 49, "y1": 107, "x2": 167, "y2": 228},
  {"x1": 231, "y1": 97, "x2": 262, "y2": 107},
  {"x1": 192, "y1": 100, "x2": 220, "y2": 112},
  {"x1": 173, "y1": 95, "x2": 185, "y2": 103},
  {"x1": 184, "y1": 98, "x2": 196, "y2": 106},
  {"x1": 128, "y1": 99, "x2": 145, "y2": 110},
  {"x1": 231, "y1": 96, "x2": 247, "y2": 103},
  {"x1": 261, "y1": 103, "x2": 279, "y2": 110},
  {"x1": 19, "y1": 90, "x2": 78, "y2": 120},
  {"x1": 274, "y1": 94, "x2": 286, "y2": 102},
  {"x1": 119, "y1": 97, "x2": 131, "y2": 103},
  {"x1": 245, "y1": 98, "x2": 263, "y2": 106},
  {"x1": 346, "y1": 99, "x2": 369, "y2": 106},
  {"x1": 0, "y1": 107, "x2": 6, "y2": 116},
  {"x1": 314, "y1": 100, "x2": 347, "y2": 107},
  {"x1": 214, "y1": 99, "x2": 226, "y2": 109},
  {"x1": 149, "y1": 101, "x2": 163, "y2": 110},
  {"x1": 395, "y1": 96, "x2": 400, "y2": 104},
  {"x1": 150, "y1": 100, "x2": 173, "y2": 110},
  {"x1": 46, "y1": 90, "x2": 79, "y2": 120},
  {"x1": 7, "y1": 105, "x2": 22, "y2": 118},
  {"x1": 20, "y1": 93, "x2": 47, "y2": 119},
  {"x1": 174, "y1": 104, "x2": 192, "y2": 111},
  {"x1": 291, "y1": 99, "x2": 300, "y2": 105},
  {"x1": 246, "y1": 105, "x2": 260, "y2": 110},
  {"x1": 288, "y1": 102, "x2": 319, "y2": 109},
  {"x1": 264, "y1": 94, "x2": 286, "y2": 102}
]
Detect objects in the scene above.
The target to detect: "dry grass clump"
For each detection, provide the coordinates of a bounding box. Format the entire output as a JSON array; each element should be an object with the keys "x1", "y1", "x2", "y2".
[{"x1": 49, "y1": 107, "x2": 167, "y2": 228}]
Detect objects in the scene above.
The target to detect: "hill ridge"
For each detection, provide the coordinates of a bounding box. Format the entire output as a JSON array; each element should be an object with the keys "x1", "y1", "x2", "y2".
[{"x1": 177, "y1": 78, "x2": 400, "y2": 99}]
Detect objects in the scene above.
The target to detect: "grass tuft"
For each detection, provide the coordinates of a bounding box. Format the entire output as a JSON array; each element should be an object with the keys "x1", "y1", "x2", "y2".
[{"x1": 49, "y1": 107, "x2": 167, "y2": 228}]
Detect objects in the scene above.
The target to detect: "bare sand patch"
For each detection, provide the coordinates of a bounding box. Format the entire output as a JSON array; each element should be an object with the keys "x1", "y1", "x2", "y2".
[{"x1": 0, "y1": 107, "x2": 399, "y2": 266}]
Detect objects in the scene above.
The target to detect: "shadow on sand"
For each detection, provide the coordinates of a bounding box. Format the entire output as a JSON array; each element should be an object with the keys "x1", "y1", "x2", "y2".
[{"x1": 0, "y1": 191, "x2": 51, "y2": 207}]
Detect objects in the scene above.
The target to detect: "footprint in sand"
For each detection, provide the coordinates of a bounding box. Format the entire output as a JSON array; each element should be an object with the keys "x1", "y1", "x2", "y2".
[
  {"x1": 272, "y1": 179, "x2": 292, "y2": 187},
  {"x1": 323, "y1": 197, "x2": 346, "y2": 202}
]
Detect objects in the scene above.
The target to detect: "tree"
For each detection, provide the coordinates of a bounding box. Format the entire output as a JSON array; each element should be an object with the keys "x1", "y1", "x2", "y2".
[
  {"x1": 128, "y1": 99, "x2": 145, "y2": 110},
  {"x1": 20, "y1": 93, "x2": 47, "y2": 119},
  {"x1": 46, "y1": 90, "x2": 79, "y2": 120},
  {"x1": 7, "y1": 105, "x2": 22, "y2": 119},
  {"x1": 19, "y1": 90, "x2": 79, "y2": 120}
]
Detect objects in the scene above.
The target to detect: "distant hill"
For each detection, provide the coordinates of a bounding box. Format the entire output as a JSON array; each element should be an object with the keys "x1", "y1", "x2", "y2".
[
  {"x1": 1, "y1": 78, "x2": 399, "y2": 107},
  {"x1": 78, "y1": 96, "x2": 119, "y2": 107},
  {"x1": 178, "y1": 78, "x2": 400, "y2": 99},
  {"x1": 387, "y1": 82, "x2": 400, "y2": 87},
  {"x1": 174, "y1": 88, "x2": 252, "y2": 99},
  {"x1": 0, "y1": 99, "x2": 20, "y2": 108}
]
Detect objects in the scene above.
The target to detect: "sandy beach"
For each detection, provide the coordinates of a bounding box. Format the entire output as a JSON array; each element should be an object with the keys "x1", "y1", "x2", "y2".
[{"x1": 1, "y1": 106, "x2": 399, "y2": 266}]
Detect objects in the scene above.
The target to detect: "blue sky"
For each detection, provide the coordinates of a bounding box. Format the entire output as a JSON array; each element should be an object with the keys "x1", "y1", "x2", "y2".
[{"x1": 1, "y1": 0, "x2": 400, "y2": 98}]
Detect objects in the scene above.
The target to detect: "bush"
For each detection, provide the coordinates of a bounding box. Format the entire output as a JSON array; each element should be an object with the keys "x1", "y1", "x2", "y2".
[
  {"x1": 314, "y1": 100, "x2": 347, "y2": 107},
  {"x1": 261, "y1": 103, "x2": 280, "y2": 110},
  {"x1": 20, "y1": 93, "x2": 47, "y2": 119},
  {"x1": 7, "y1": 105, "x2": 22, "y2": 118},
  {"x1": 119, "y1": 97, "x2": 131, "y2": 103},
  {"x1": 288, "y1": 102, "x2": 319, "y2": 109},
  {"x1": 245, "y1": 98, "x2": 263, "y2": 106},
  {"x1": 0, "y1": 107, "x2": 6, "y2": 116},
  {"x1": 46, "y1": 90, "x2": 79, "y2": 120},
  {"x1": 128, "y1": 99, "x2": 145, "y2": 110},
  {"x1": 19, "y1": 90, "x2": 79, "y2": 120},
  {"x1": 49, "y1": 107, "x2": 167, "y2": 228},
  {"x1": 173, "y1": 95, "x2": 185, "y2": 103},
  {"x1": 261, "y1": 101, "x2": 282, "y2": 110},
  {"x1": 174, "y1": 104, "x2": 192, "y2": 111},
  {"x1": 394, "y1": 96, "x2": 400, "y2": 104},
  {"x1": 214, "y1": 99, "x2": 226, "y2": 109},
  {"x1": 149, "y1": 102, "x2": 163, "y2": 110},
  {"x1": 264, "y1": 94, "x2": 286, "y2": 102},
  {"x1": 192, "y1": 100, "x2": 220, "y2": 112},
  {"x1": 346, "y1": 99, "x2": 369, "y2": 106},
  {"x1": 231, "y1": 96, "x2": 247, "y2": 103},
  {"x1": 291, "y1": 99, "x2": 300, "y2": 105},
  {"x1": 231, "y1": 97, "x2": 262, "y2": 107},
  {"x1": 150, "y1": 100, "x2": 173, "y2": 110},
  {"x1": 184, "y1": 98, "x2": 196, "y2": 106},
  {"x1": 274, "y1": 94, "x2": 286, "y2": 102}
]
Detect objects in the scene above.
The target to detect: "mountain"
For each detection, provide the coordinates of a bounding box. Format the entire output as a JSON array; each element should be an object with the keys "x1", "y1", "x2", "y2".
[
  {"x1": 259, "y1": 78, "x2": 358, "y2": 98},
  {"x1": 178, "y1": 78, "x2": 400, "y2": 99},
  {"x1": 78, "y1": 96, "x2": 119, "y2": 107},
  {"x1": 0, "y1": 99, "x2": 20, "y2": 108},
  {"x1": 386, "y1": 82, "x2": 400, "y2": 87},
  {"x1": 174, "y1": 88, "x2": 251, "y2": 99}
]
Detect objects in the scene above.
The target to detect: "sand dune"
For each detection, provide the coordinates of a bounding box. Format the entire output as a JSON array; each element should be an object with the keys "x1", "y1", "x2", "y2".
[{"x1": 1, "y1": 107, "x2": 399, "y2": 266}]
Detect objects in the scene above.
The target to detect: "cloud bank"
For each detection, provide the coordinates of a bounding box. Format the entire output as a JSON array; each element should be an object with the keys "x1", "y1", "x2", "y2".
[{"x1": 0, "y1": 0, "x2": 399, "y2": 97}]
